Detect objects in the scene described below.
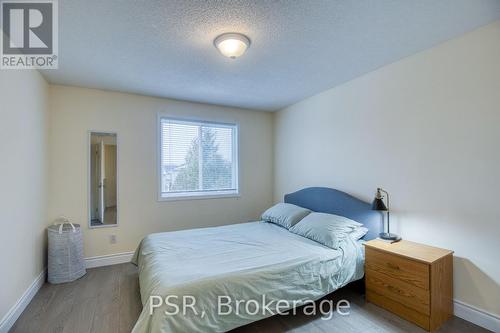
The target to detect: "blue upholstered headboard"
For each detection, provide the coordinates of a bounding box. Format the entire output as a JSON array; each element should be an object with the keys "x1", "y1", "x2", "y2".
[{"x1": 284, "y1": 187, "x2": 383, "y2": 241}]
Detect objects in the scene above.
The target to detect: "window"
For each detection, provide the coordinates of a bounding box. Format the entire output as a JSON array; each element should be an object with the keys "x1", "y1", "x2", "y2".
[{"x1": 159, "y1": 117, "x2": 239, "y2": 200}]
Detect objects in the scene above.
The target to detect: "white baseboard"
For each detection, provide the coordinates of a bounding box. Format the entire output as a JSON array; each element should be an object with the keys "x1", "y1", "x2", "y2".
[
  {"x1": 0, "y1": 268, "x2": 46, "y2": 333},
  {"x1": 85, "y1": 251, "x2": 134, "y2": 268},
  {"x1": 454, "y1": 299, "x2": 500, "y2": 332}
]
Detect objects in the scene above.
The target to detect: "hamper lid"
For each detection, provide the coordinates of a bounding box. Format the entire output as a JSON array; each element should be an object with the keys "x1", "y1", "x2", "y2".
[
  {"x1": 48, "y1": 216, "x2": 80, "y2": 233},
  {"x1": 48, "y1": 223, "x2": 81, "y2": 233}
]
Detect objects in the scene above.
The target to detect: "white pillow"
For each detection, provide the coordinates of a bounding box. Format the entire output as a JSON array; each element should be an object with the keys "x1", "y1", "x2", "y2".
[
  {"x1": 289, "y1": 212, "x2": 362, "y2": 249},
  {"x1": 261, "y1": 203, "x2": 310, "y2": 229},
  {"x1": 350, "y1": 227, "x2": 369, "y2": 240}
]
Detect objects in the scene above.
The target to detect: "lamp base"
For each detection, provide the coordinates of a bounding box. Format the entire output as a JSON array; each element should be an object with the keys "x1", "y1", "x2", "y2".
[{"x1": 379, "y1": 232, "x2": 401, "y2": 242}]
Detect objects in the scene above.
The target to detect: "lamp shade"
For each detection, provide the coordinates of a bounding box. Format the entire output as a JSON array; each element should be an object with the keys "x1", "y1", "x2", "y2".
[{"x1": 372, "y1": 197, "x2": 388, "y2": 211}]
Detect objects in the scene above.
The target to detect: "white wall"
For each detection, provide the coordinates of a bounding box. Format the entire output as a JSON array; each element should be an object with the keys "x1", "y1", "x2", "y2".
[
  {"x1": 274, "y1": 21, "x2": 500, "y2": 316},
  {"x1": 49, "y1": 85, "x2": 273, "y2": 258},
  {"x1": 0, "y1": 70, "x2": 49, "y2": 323}
]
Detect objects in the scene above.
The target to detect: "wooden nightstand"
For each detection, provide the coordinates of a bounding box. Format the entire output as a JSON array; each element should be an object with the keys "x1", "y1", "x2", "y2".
[{"x1": 364, "y1": 239, "x2": 453, "y2": 331}]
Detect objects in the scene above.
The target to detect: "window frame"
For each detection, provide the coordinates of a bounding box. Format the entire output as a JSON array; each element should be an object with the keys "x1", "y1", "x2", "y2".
[{"x1": 157, "y1": 114, "x2": 240, "y2": 201}]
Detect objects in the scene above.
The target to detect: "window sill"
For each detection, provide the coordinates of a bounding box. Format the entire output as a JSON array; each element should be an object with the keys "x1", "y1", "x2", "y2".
[{"x1": 158, "y1": 192, "x2": 240, "y2": 202}]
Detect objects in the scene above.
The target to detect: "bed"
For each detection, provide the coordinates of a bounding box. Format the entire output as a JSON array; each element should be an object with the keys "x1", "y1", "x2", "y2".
[{"x1": 131, "y1": 187, "x2": 383, "y2": 333}]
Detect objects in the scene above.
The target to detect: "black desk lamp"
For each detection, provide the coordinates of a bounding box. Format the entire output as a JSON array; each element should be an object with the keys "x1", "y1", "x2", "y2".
[{"x1": 372, "y1": 188, "x2": 401, "y2": 241}]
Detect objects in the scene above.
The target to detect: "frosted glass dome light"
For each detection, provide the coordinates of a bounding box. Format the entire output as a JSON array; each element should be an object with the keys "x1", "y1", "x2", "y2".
[{"x1": 214, "y1": 33, "x2": 250, "y2": 59}]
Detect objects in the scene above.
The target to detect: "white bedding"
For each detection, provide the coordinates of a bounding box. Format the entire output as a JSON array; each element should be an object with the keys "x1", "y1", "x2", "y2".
[{"x1": 131, "y1": 221, "x2": 365, "y2": 333}]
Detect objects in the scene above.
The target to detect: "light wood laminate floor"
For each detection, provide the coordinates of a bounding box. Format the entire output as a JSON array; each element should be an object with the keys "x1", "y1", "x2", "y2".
[{"x1": 11, "y1": 264, "x2": 491, "y2": 333}]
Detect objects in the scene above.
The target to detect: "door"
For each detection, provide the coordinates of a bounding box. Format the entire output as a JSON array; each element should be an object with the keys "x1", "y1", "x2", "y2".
[{"x1": 97, "y1": 140, "x2": 105, "y2": 222}]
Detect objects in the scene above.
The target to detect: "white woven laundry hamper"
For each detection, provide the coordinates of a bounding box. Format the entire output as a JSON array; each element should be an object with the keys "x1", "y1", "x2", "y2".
[{"x1": 48, "y1": 219, "x2": 86, "y2": 284}]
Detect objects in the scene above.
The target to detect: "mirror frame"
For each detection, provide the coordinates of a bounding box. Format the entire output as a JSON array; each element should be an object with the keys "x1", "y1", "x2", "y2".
[{"x1": 88, "y1": 130, "x2": 119, "y2": 229}]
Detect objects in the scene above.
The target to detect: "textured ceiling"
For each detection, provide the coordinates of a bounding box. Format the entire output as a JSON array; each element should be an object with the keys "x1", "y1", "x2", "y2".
[{"x1": 41, "y1": 0, "x2": 500, "y2": 111}]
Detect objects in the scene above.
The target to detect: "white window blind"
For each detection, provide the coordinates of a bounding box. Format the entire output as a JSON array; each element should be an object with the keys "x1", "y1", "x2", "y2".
[{"x1": 159, "y1": 117, "x2": 238, "y2": 199}]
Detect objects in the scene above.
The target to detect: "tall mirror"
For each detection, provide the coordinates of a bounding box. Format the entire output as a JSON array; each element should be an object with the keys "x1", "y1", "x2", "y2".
[{"x1": 89, "y1": 132, "x2": 118, "y2": 228}]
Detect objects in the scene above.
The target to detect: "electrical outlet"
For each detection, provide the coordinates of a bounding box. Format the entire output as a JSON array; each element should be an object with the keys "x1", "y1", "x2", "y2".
[{"x1": 109, "y1": 234, "x2": 117, "y2": 244}]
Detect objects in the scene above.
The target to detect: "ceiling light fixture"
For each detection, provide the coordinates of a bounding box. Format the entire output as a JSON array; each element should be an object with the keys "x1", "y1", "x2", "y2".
[{"x1": 214, "y1": 33, "x2": 250, "y2": 59}]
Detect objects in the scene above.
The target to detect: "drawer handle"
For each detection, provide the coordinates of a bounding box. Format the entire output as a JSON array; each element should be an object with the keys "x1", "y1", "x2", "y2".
[
  {"x1": 386, "y1": 262, "x2": 400, "y2": 270},
  {"x1": 387, "y1": 285, "x2": 401, "y2": 294}
]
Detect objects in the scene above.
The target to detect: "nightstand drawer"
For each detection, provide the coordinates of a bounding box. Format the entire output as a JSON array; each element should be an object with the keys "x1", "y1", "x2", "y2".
[
  {"x1": 365, "y1": 247, "x2": 429, "y2": 290},
  {"x1": 366, "y1": 269, "x2": 430, "y2": 315},
  {"x1": 367, "y1": 289, "x2": 430, "y2": 331}
]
